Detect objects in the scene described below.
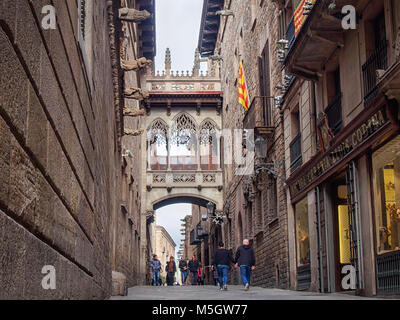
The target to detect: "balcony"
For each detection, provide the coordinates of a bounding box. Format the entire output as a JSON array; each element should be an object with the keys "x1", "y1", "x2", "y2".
[
  {"x1": 284, "y1": 0, "x2": 361, "y2": 81},
  {"x1": 243, "y1": 96, "x2": 275, "y2": 136},
  {"x1": 285, "y1": 16, "x2": 295, "y2": 54},
  {"x1": 362, "y1": 40, "x2": 388, "y2": 107},
  {"x1": 290, "y1": 133, "x2": 302, "y2": 172},
  {"x1": 325, "y1": 93, "x2": 343, "y2": 135}
]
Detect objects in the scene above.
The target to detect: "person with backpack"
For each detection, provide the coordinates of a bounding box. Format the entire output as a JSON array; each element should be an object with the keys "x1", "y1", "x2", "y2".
[
  {"x1": 178, "y1": 256, "x2": 188, "y2": 286},
  {"x1": 212, "y1": 242, "x2": 234, "y2": 291},
  {"x1": 149, "y1": 255, "x2": 162, "y2": 286},
  {"x1": 234, "y1": 239, "x2": 256, "y2": 291},
  {"x1": 188, "y1": 255, "x2": 199, "y2": 285}
]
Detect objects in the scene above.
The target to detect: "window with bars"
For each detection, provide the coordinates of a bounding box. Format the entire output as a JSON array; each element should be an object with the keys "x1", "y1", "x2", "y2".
[{"x1": 258, "y1": 41, "x2": 272, "y2": 126}]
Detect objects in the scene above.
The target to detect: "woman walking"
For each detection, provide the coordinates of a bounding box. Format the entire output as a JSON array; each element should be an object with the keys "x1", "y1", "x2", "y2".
[{"x1": 197, "y1": 263, "x2": 204, "y2": 285}]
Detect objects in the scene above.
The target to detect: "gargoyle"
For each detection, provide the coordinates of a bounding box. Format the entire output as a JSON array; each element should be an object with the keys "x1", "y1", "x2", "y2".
[
  {"x1": 124, "y1": 128, "x2": 144, "y2": 136},
  {"x1": 124, "y1": 88, "x2": 150, "y2": 100},
  {"x1": 121, "y1": 57, "x2": 153, "y2": 71},
  {"x1": 123, "y1": 108, "x2": 146, "y2": 117},
  {"x1": 119, "y1": 8, "x2": 151, "y2": 23}
]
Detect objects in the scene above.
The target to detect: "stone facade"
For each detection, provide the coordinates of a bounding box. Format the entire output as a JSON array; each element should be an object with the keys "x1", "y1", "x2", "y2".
[
  {"x1": 154, "y1": 225, "x2": 176, "y2": 283},
  {"x1": 204, "y1": 0, "x2": 290, "y2": 288},
  {"x1": 0, "y1": 0, "x2": 153, "y2": 299},
  {"x1": 138, "y1": 49, "x2": 223, "y2": 284}
]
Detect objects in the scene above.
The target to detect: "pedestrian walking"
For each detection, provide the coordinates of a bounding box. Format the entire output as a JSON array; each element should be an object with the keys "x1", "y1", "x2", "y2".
[
  {"x1": 165, "y1": 256, "x2": 177, "y2": 286},
  {"x1": 234, "y1": 239, "x2": 256, "y2": 291},
  {"x1": 197, "y1": 263, "x2": 204, "y2": 285},
  {"x1": 188, "y1": 255, "x2": 199, "y2": 285},
  {"x1": 212, "y1": 242, "x2": 234, "y2": 291},
  {"x1": 178, "y1": 256, "x2": 188, "y2": 286},
  {"x1": 149, "y1": 255, "x2": 162, "y2": 286}
]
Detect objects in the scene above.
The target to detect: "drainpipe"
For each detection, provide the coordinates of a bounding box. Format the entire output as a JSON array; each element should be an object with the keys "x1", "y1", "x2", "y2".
[
  {"x1": 315, "y1": 186, "x2": 324, "y2": 292},
  {"x1": 311, "y1": 82, "x2": 318, "y2": 153}
]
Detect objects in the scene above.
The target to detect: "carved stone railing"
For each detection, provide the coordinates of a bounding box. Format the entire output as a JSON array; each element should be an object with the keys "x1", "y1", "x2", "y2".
[
  {"x1": 147, "y1": 80, "x2": 221, "y2": 92},
  {"x1": 147, "y1": 171, "x2": 223, "y2": 187}
]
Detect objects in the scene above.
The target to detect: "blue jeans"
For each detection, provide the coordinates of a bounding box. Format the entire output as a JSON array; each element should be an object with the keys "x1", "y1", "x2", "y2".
[
  {"x1": 217, "y1": 265, "x2": 229, "y2": 287},
  {"x1": 180, "y1": 270, "x2": 188, "y2": 284},
  {"x1": 152, "y1": 270, "x2": 160, "y2": 286},
  {"x1": 240, "y1": 265, "x2": 251, "y2": 286}
]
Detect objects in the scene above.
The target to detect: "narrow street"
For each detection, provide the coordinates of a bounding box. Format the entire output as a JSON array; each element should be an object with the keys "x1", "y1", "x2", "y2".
[{"x1": 110, "y1": 285, "x2": 379, "y2": 300}]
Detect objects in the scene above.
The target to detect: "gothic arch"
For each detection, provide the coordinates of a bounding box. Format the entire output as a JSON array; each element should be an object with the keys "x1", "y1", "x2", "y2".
[{"x1": 147, "y1": 118, "x2": 169, "y2": 144}]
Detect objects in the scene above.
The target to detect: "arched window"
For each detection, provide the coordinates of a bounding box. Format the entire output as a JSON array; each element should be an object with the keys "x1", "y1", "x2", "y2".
[
  {"x1": 170, "y1": 113, "x2": 198, "y2": 170},
  {"x1": 148, "y1": 119, "x2": 168, "y2": 170},
  {"x1": 200, "y1": 120, "x2": 219, "y2": 170}
]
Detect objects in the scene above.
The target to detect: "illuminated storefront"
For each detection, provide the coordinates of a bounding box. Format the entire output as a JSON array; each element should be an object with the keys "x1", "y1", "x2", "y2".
[{"x1": 287, "y1": 97, "x2": 400, "y2": 295}]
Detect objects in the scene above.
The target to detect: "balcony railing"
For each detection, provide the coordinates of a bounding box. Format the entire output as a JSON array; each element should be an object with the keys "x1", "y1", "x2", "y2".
[
  {"x1": 325, "y1": 92, "x2": 343, "y2": 135},
  {"x1": 376, "y1": 250, "x2": 400, "y2": 295},
  {"x1": 150, "y1": 156, "x2": 168, "y2": 170},
  {"x1": 243, "y1": 96, "x2": 274, "y2": 130},
  {"x1": 170, "y1": 156, "x2": 198, "y2": 170},
  {"x1": 362, "y1": 39, "x2": 388, "y2": 107},
  {"x1": 290, "y1": 133, "x2": 302, "y2": 172},
  {"x1": 200, "y1": 156, "x2": 219, "y2": 171},
  {"x1": 286, "y1": 16, "x2": 295, "y2": 54}
]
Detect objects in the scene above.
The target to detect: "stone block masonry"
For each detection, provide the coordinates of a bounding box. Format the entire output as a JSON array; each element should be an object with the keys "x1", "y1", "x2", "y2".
[{"x1": 0, "y1": 0, "x2": 122, "y2": 299}]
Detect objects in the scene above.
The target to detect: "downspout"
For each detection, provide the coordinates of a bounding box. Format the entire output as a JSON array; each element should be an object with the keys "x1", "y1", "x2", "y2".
[{"x1": 315, "y1": 186, "x2": 324, "y2": 292}]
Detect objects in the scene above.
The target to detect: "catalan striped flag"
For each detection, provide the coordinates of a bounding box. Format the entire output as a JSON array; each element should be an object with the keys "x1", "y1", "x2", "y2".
[
  {"x1": 238, "y1": 61, "x2": 250, "y2": 111},
  {"x1": 294, "y1": 0, "x2": 315, "y2": 37}
]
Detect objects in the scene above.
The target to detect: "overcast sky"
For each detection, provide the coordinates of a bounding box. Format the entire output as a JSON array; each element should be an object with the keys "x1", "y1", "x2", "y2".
[
  {"x1": 156, "y1": 204, "x2": 191, "y2": 258},
  {"x1": 154, "y1": 0, "x2": 205, "y2": 73},
  {"x1": 153, "y1": 0, "x2": 205, "y2": 258}
]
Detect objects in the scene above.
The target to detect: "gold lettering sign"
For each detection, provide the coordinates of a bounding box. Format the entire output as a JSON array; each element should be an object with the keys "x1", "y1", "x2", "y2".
[{"x1": 290, "y1": 108, "x2": 388, "y2": 199}]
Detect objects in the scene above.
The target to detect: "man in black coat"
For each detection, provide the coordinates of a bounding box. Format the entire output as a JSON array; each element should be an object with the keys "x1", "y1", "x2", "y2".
[
  {"x1": 235, "y1": 239, "x2": 256, "y2": 291},
  {"x1": 165, "y1": 256, "x2": 177, "y2": 286},
  {"x1": 188, "y1": 256, "x2": 199, "y2": 285},
  {"x1": 212, "y1": 242, "x2": 234, "y2": 290}
]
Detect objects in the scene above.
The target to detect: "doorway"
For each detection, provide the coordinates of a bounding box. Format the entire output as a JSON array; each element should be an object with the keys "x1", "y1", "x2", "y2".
[{"x1": 329, "y1": 168, "x2": 356, "y2": 292}]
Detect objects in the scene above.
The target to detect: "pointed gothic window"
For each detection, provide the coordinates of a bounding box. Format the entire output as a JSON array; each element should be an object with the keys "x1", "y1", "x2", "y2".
[
  {"x1": 170, "y1": 113, "x2": 198, "y2": 170},
  {"x1": 148, "y1": 119, "x2": 168, "y2": 170},
  {"x1": 200, "y1": 120, "x2": 219, "y2": 170}
]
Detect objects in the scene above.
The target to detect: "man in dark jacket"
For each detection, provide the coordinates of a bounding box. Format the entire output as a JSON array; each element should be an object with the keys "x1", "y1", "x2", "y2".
[
  {"x1": 165, "y1": 256, "x2": 177, "y2": 286},
  {"x1": 178, "y1": 256, "x2": 188, "y2": 285},
  {"x1": 235, "y1": 239, "x2": 256, "y2": 291},
  {"x1": 188, "y1": 256, "x2": 199, "y2": 285},
  {"x1": 212, "y1": 242, "x2": 234, "y2": 291}
]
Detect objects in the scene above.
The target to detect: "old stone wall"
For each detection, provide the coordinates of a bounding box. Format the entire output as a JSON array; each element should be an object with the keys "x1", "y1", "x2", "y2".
[
  {"x1": 216, "y1": 0, "x2": 289, "y2": 288},
  {"x1": 0, "y1": 0, "x2": 120, "y2": 299}
]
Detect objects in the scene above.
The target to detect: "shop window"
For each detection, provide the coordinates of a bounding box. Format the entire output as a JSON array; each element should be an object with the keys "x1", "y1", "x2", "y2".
[
  {"x1": 295, "y1": 197, "x2": 310, "y2": 266},
  {"x1": 372, "y1": 136, "x2": 400, "y2": 254}
]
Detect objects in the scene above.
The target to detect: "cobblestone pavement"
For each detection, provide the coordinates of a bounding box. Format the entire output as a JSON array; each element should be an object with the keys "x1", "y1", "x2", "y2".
[{"x1": 110, "y1": 285, "x2": 385, "y2": 300}]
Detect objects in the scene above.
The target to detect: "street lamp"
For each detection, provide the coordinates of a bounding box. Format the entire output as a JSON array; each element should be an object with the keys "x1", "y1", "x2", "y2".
[
  {"x1": 206, "y1": 202, "x2": 215, "y2": 216},
  {"x1": 254, "y1": 136, "x2": 268, "y2": 160}
]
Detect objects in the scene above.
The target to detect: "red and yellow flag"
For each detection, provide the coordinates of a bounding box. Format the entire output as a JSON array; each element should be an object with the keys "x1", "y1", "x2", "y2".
[
  {"x1": 238, "y1": 61, "x2": 250, "y2": 111},
  {"x1": 294, "y1": 0, "x2": 315, "y2": 37}
]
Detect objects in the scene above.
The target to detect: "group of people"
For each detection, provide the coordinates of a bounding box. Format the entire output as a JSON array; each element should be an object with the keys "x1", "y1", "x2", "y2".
[
  {"x1": 148, "y1": 239, "x2": 255, "y2": 291},
  {"x1": 149, "y1": 255, "x2": 177, "y2": 286},
  {"x1": 212, "y1": 239, "x2": 255, "y2": 291},
  {"x1": 178, "y1": 255, "x2": 205, "y2": 285}
]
